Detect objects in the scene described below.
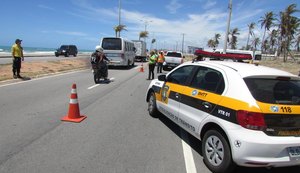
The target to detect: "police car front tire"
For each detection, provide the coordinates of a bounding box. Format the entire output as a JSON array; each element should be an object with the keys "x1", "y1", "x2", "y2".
[
  {"x1": 148, "y1": 92, "x2": 160, "y2": 117},
  {"x1": 202, "y1": 129, "x2": 235, "y2": 173}
]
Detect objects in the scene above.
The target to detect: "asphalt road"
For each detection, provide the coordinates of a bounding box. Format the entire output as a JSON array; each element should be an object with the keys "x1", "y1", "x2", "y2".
[{"x1": 0, "y1": 64, "x2": 299, "y2": 173}]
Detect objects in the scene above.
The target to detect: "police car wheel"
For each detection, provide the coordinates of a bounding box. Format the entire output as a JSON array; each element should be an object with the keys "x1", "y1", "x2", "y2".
[
  {"x1": 202, "y1": 129, "x2": 235, "y2": 173},
  {"x1": 148, "y1": 92, "x2": 159, "y2": 117}
]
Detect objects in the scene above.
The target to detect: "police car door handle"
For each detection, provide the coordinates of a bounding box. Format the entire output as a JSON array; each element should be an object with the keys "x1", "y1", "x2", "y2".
[
  {"x1": 175, "y1": 93, "x2": 180, "y2": 99},
  {"x1": 202, "y1": 102, "x2": 212, "y2": 109}
]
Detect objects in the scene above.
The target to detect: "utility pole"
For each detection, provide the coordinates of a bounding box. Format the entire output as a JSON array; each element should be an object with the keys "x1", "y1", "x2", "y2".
[
  {"x1": 118, "y1": 0, "x2": 121, "y2": 37},
  {"x1": 181, "y1": 33, "x2": 185, "y2": 53},
  {"x1": 140, "y1": 19, "x2": 153, "y2": 32},
  {"x1": 223, "y1": 0, "x2": 232, "y2": 54}
]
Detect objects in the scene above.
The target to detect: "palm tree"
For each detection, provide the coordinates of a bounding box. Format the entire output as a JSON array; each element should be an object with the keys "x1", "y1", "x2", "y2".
[
  {"x1": 246, "y1": 22, "x2": 255, "y2": 50},
  {"x1": 259, "y1": 12, "x2": 275, "y2": 52},
  {"x1": 269, "y1": 29, "x2": 278, "y2": 53},
  {"x1": 228, "y1": 28, "x2": 240, "y2": 49},
  {"x1": 279, "y1": 4, "x2": 300, "y2": 61},
  {"x1": 252, "y1": 37, "x2": 261, "y2": 50},
  {"x1": 207, "y1": 34, "x2": 221, "y2": 49},
  {"x1": 114, "y1": 24, "x2": 127, "y2": 37},
  {"x1": 214, "y1": 33, "x2": 221, "y2": 47},
  {"x1": 139, "y1": 31, "x2": 149, "y2": 40},
  {"x1": 295, "y1": 34, "x2": 300, "y2": 52},
  {"x1": 262, "y1": 39, "x2": 270, "y2": 52},
  {"x1": 207, "y1": 39, "x2": 216, "y2": 48}
]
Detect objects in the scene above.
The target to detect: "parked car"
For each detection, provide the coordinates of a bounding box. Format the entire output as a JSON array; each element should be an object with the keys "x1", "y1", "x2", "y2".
[
  {"x1": 55, "y1": 45, "x2": 78, "y2": 57},
  {"x1": 163, "y1": 51, "x2": 184, "y2": 71},
  {"x1": 146, "y1": 60, "x2": 300, "y2": 173}
]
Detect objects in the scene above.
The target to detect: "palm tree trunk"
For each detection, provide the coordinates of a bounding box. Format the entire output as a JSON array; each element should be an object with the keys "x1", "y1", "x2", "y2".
[
  {"x1": 288, "y1": 50, "x2": 296, "y2": 61},
  {"x1": 246, "y1": 32, "x2": 250, "y2": 50},
  {"x1": 261, "y1": 28, "x2": 266, "y2": 52}
]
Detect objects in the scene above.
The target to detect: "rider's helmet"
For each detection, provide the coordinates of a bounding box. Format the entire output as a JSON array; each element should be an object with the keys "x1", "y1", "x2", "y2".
[{"x1": 95, "y1": 45, "x2": 103, "y2": 53}]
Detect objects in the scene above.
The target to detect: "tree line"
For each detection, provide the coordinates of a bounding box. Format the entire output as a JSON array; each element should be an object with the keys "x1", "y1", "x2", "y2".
[{"x1": 207, "y1": 3, "x2": 299, "y2": 62}]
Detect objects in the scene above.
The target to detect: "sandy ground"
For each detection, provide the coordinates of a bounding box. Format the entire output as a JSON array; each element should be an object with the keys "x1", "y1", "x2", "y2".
[
  {"x1": 259, "y1": 58, "x2": 300, "y2": 75},
  {"x1": 0, "y1": 56, "x2": 299, "y2": 83},
  {"x1": 0, "y1": 58, "x2": 90, "y2": 82}
]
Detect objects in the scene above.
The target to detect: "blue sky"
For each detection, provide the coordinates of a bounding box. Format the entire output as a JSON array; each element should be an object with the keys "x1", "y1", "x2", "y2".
[{"x1": 0, "y1": 0, "x2": 299, "y2": 51}]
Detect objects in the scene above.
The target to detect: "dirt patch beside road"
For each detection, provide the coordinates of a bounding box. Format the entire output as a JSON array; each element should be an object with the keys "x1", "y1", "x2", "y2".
[
  {"x1": 259, "y1": 59, "x2": 300, "y2": 75},
  {"x1": 0, "y1": 58, "x2": 90, "y2": 81},
  {"x1": 184, "y1": 55, "x2": 300, "y2": 76}
]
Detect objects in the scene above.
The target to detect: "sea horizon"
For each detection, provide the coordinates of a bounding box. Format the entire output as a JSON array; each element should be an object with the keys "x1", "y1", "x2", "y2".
[{"x1": 0, "y1": 45, "x2": 93, "y2": 53}]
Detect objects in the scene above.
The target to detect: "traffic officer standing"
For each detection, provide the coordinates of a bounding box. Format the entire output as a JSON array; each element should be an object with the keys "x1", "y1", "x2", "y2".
[
  {"x1": 11, "y1": 39, "x2": 24, "y2": 78},
  {"x1": 157, "y1": 51, "x2": 165, "y2": 73},
  {"x1": 147, "y1": 51, "x2": 157, "y2": 80}
]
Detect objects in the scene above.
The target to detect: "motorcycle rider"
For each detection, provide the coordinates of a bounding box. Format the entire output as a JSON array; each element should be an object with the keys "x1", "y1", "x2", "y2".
[{"x1": 91, "y1": 46, "x2": 110, "y2": 80}]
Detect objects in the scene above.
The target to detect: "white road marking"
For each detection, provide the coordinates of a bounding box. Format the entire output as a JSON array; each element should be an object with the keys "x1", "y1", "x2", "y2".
[
  {"x1": 0, "y1": 70, "x2": 88, "y2": 88},
  {"x1": 87, "y1": 77, "x2": 115, "y2": 89},
  {"x1": 109, "y1": 77, "x2": 115, "y2": 82},
  {"x1": 88, "y1": 84, "x2": 100, "y2": 90},
  {"x1": 181, "y1": 130, "x2": 197, "y2": 173}
]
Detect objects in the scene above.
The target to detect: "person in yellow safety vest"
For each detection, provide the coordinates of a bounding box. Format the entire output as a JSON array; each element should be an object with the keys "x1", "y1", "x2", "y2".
[
  {"x1": 11, "y1": 39, "x2": 24, "y2": 79},
  {"x1": 147, "y1": 51, "x2": 157, "y2": 80},
  {"x1": 157, "y1": 51, "x2": 165, "y2": 73}
]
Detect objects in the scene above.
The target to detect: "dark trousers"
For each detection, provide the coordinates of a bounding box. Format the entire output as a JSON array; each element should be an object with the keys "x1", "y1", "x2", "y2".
[
  {"x1": 148, "y1": 63, "x2": 155, "y2": 79},
  {"x1": 157, "y1": 62, "x2": 163, "y2": 73},
  {"x1": 12, "y1": 57, "x2": 21, "y2": 75}
]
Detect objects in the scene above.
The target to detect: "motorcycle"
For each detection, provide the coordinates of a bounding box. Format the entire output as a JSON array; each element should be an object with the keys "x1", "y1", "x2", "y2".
[{"x1": 92, "y1": 60, "x2": 109, "y2": 84}]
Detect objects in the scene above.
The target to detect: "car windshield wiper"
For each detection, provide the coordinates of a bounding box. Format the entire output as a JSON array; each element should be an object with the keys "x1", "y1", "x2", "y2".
[
  {"x1": 276, "y1": 99, "x2": 300, "y2": 105},
  {"x1": 276, "y1": 100, "x2": 292, "y2": 104}
]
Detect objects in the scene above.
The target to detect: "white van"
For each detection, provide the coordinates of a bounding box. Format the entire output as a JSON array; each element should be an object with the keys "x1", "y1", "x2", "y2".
[{"x1": 100, "y1": 37, "x2": 135, "y2": 67}]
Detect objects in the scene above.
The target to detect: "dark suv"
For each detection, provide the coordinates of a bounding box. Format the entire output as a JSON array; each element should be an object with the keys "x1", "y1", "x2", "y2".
[{"x1": 55, "y1": 45, "x2": 78, "y2": 57}]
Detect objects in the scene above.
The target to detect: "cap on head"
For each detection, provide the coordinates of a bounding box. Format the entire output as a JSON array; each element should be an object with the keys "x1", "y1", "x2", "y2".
[
  {"x1": 95, "y1": 45, "x2": 103, "y2": 53},
  {"x1": 15, "y1": 39, "x2": 22, "y2": 44}
]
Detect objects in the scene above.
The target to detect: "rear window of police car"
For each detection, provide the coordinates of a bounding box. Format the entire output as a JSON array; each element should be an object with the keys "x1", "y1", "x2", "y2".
[{"x1": 244, "y1": 78, "x2": 300, "y2": 105}]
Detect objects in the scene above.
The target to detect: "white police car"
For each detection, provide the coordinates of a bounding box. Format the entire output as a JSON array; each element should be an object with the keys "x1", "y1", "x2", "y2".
[{"x1": 146, "y1": 60, "x2": 300, "y2": 173}]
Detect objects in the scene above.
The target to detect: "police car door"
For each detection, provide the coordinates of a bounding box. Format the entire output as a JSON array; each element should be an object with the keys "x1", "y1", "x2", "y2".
[
  {"x1": 178, "y1": 66, "x2": 225, "y2": 136},
  {"x1": 159, "y1": 65, "x2": 196, "y2": 124}
]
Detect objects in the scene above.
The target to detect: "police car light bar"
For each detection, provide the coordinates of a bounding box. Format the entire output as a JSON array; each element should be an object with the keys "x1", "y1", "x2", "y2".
[{"x1": 194, "y1": 49, "x2": 252, "y2": 60}]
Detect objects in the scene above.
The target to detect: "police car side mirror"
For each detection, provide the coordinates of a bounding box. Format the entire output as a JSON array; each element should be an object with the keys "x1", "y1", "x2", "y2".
[{"x1": 158, "y1": 75, "x2": 166, "y2": 81}]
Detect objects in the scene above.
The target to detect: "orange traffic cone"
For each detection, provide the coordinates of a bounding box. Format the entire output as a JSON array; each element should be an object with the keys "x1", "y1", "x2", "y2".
[
  {"x1": 139, "y1": 63, "x2": 144, "y2": 72},
  {"x1": 61, "y1": 84, "x2": 87, "y2": 123}
]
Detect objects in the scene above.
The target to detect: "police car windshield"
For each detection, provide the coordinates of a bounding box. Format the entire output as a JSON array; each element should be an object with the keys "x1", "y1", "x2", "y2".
[{"x1": 244, "y1": 78, "x2": 300, "y2": 105}]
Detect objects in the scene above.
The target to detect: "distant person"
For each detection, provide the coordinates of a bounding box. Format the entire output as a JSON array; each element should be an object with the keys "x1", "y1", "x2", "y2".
[
  {"x1": 147, "y1": 51, "x2": 157, "y2": 80},
  {"x1": 157, "y1": 51, "x2": 165, "y2": 73},
  {"x1": 11, "y1": 39, "x2": 24, "y2": 78}
]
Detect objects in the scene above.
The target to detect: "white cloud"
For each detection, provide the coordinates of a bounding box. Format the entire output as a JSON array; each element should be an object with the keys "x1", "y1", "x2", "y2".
[
  {"x1": 55, "y1": 31, "x2": 87, "y2": 36},
  {"x1": 166, "y1": 0, "x2": 182, "y2": 14},
  {"x1": 119, "y1": 9, "x2": 228, "y2": 49},
  {"x1": 203, "y1": 0, "x2": 217, "y2": 9},
  {"x1": 67, "y1": 0, "x2": 267, "y2": 49}
]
